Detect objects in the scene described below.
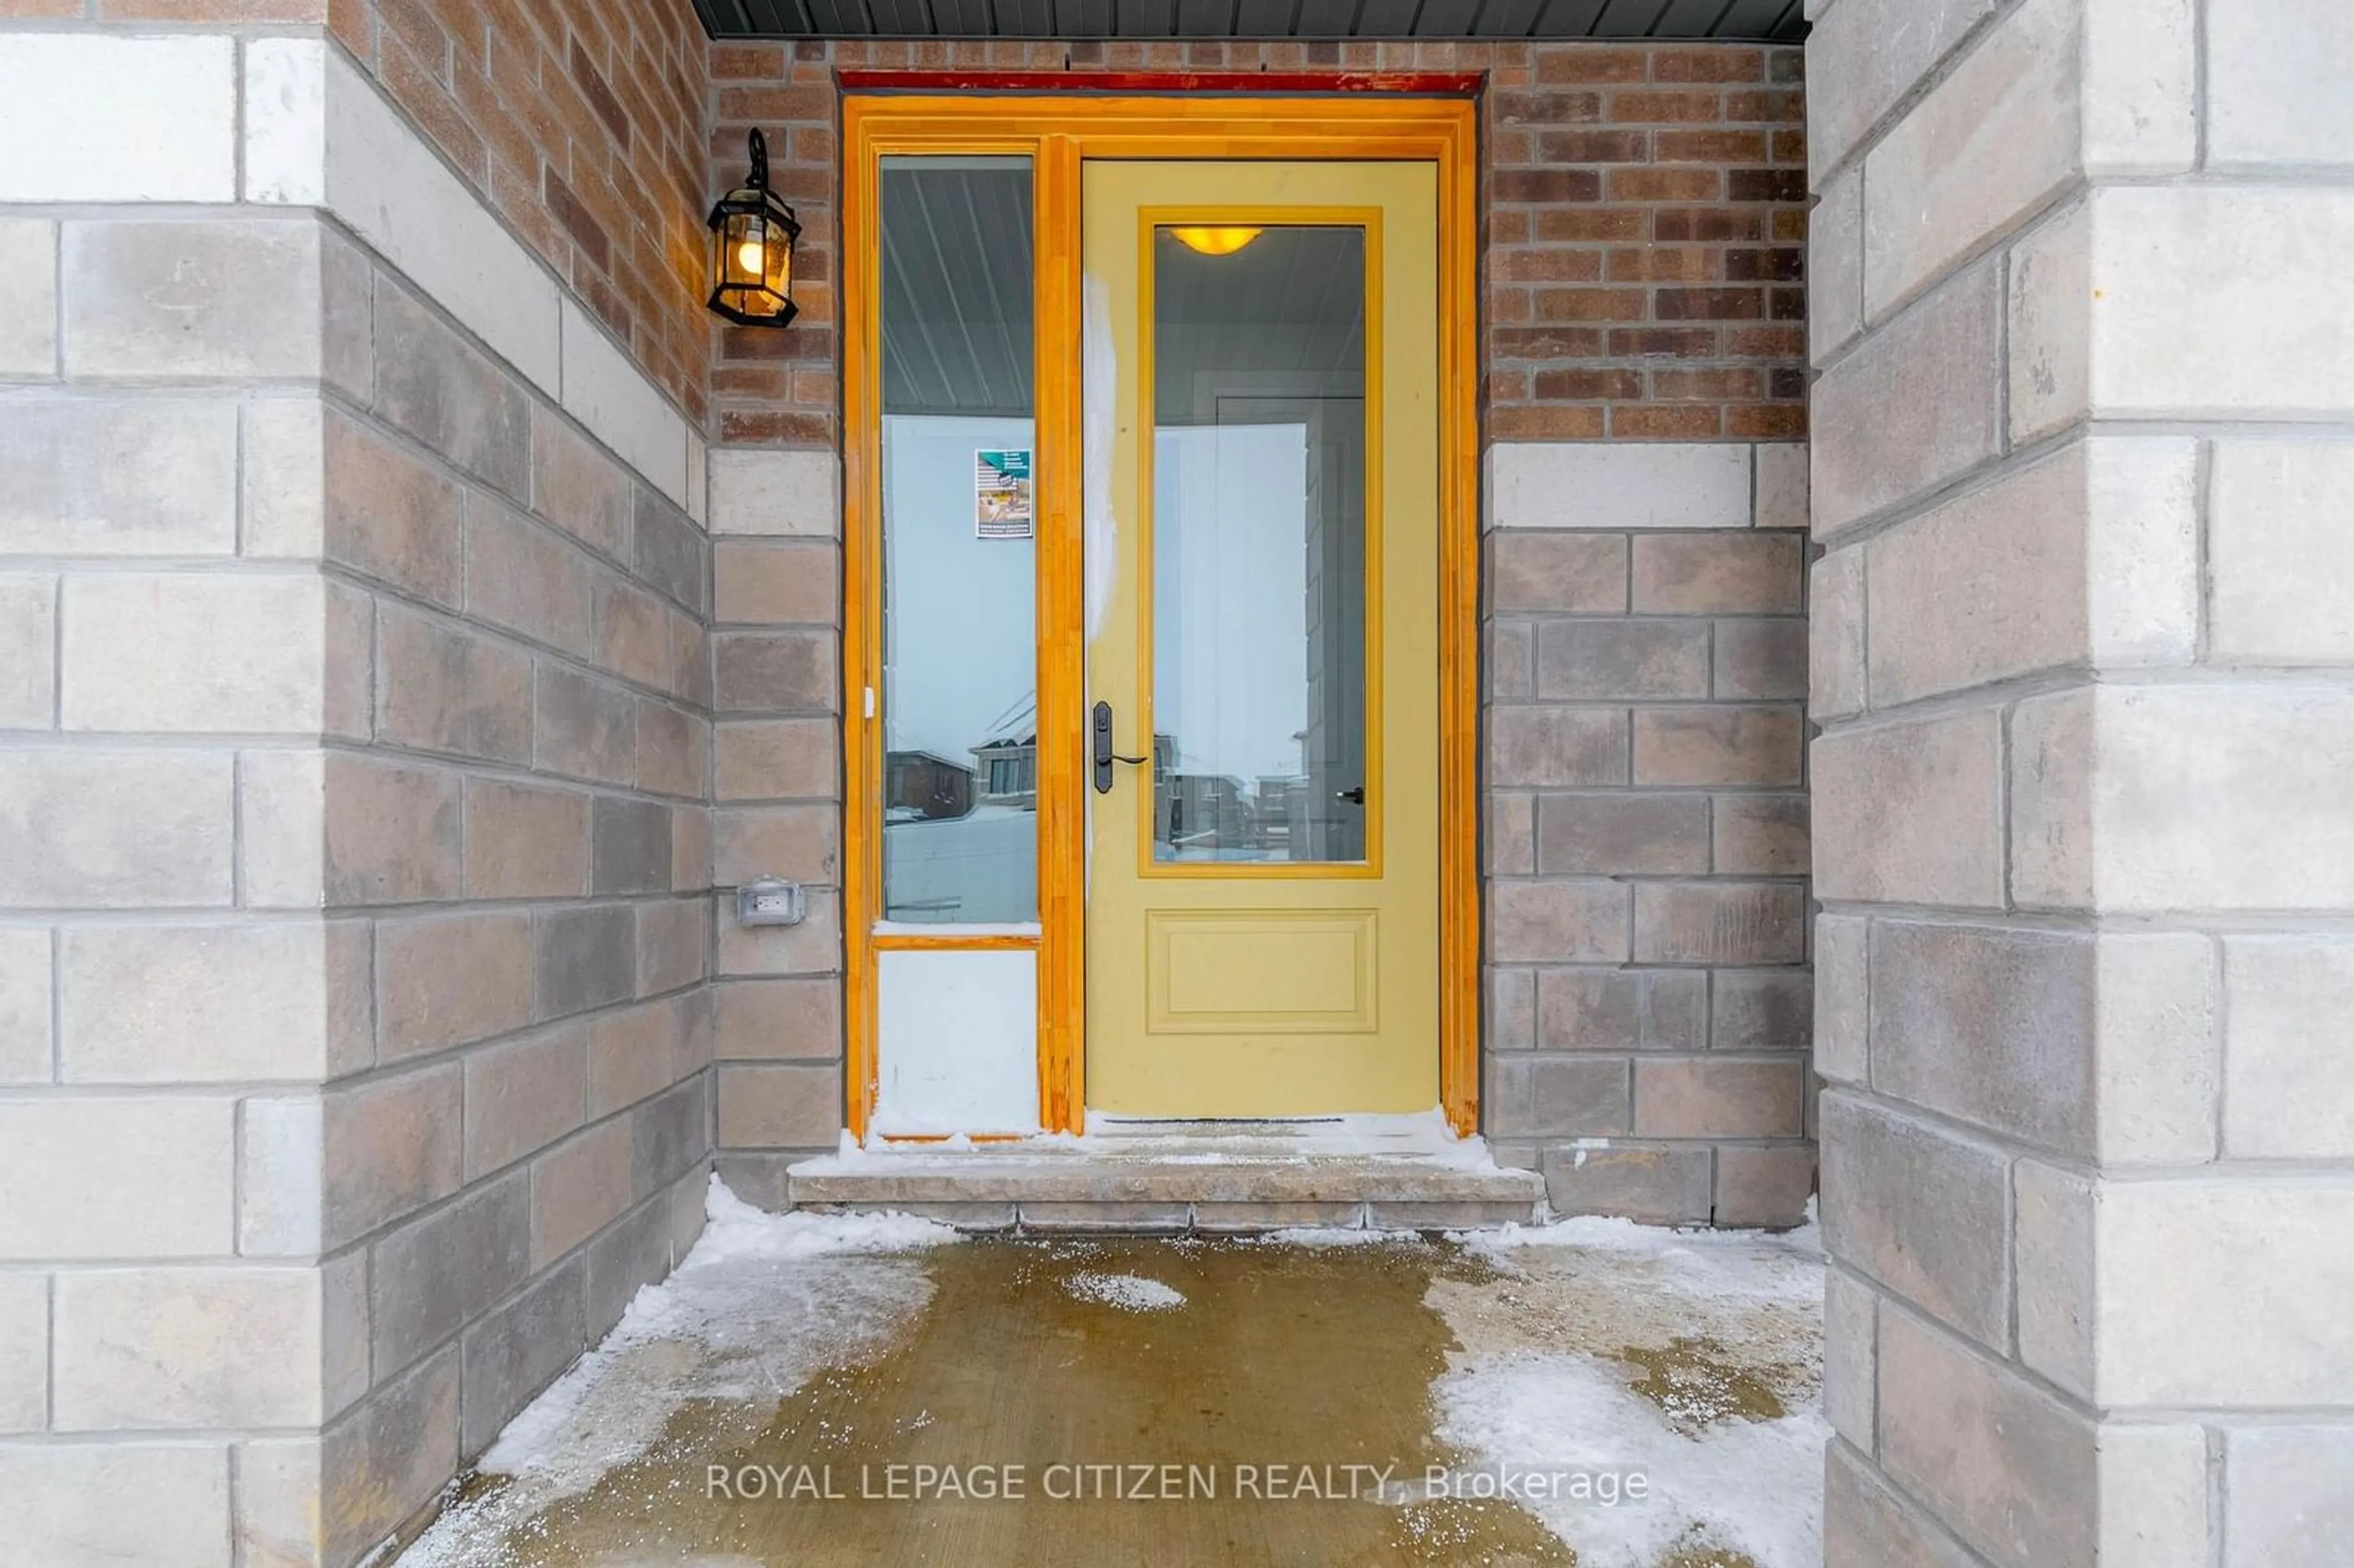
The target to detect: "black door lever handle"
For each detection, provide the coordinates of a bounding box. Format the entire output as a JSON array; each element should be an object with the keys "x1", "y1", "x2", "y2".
[
  {"x1": 1336, "y1": 786, "x2": 1366, "y2": 805},
  {"x1": 1092, "y1": 701, "x2": 1148, "y2": 794}
]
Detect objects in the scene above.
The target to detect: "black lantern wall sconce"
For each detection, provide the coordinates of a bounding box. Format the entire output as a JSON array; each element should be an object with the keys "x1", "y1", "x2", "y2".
[{"x1": 707, "y1": 129, "x2": 802, "y2": 328}]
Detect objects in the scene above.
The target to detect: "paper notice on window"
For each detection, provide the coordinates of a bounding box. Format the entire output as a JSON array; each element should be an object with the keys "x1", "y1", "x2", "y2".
[{"x1": 975, "y1": 449, "x2": 1034, "y2": 539}]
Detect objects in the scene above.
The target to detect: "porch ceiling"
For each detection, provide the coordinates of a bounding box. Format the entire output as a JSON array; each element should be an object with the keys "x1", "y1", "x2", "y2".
[{"x1": 693, "y1": 0, "x2": 1805, "y2": 42}]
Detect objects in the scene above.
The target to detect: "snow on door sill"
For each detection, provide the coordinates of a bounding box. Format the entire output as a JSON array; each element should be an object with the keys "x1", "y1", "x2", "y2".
[{"x1": 818, "y1": 1106, "x2": 1509, "y2": 1173}]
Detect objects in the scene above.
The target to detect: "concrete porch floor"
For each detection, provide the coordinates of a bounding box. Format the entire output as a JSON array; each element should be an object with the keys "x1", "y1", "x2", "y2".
[
  {"x1": 392, "y1": 1185, "x2": 1825, "y2": 1568},
  {"x1": 782, "y1": 1116, "x2": 1550, "y2": 1233}
]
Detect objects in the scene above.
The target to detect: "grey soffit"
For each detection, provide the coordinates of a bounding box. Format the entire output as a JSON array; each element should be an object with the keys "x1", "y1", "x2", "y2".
[
  {"x1": 881, "y1": 170, "x2": 1371, "y2": 417},
  {"x1": 696, "y1": 0, "x2": 1805, "y2": 42}
]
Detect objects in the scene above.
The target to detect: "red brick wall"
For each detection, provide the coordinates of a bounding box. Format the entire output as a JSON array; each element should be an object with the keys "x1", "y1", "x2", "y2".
[
  {"x1": 707, "y1": 39, "x2": 840, "y2": 446},
  {"x1": 1484, "y1": 46, "x2": 1807, "y2": 441},
  {"x1": 706, "y1": 38, "x2": 1808, "y2": 451},
  {"x1": 348, "y1": 0, "x2": 712, "y2": 421},
  {"x1": 83, "y1": 0, "x2": 717, "y2": 422}
]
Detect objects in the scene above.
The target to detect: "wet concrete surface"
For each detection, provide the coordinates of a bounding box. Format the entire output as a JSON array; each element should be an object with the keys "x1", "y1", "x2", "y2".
[
  {"x1": 454, "y1": 1238, "x2": 1577, "y2": 1567},
  {"x1": 402, "y1": 1213, "x2": 1832, "y2": 1568}
]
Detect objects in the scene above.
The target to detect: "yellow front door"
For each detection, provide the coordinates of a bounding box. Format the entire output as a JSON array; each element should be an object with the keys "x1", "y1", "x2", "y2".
[{"x1": 1083, "y1": 159, "x2": 1442, "y2": 1117}]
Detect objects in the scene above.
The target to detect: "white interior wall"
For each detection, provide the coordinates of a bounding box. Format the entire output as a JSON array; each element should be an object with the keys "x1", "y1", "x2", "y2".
[
  {"x1": 1152, "y1": 422, "x2": 1310, "y2": 780},
  {"x1": 872, "y1": 948, "x2": 1040, "y2": 1135}
]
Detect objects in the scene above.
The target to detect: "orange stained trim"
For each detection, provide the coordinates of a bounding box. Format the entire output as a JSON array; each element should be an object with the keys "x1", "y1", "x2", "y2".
[
  {"x1": 840, "y1": 91, "x2": 1482, "y2": 1143},
  {"x1": 874, "y1": 1132, "x2": 1030, "y2": 1144},
  {"x1": 870, "y1": 933, "x2": 1043, "y2": 952},
  {"x1": 1130, "y1": 202, "x2": 1387, "y2": 884},
  {"x1": 1434, "y1": 108, "x2": 1480, "y2": 1139},
  {"x1": 836, "y1": 69, "x2": 1487, "y2": 94},
  {"x1": 845, "y1": 93, "x2": 1472, "y2": 161},
  {"x1": 1034, "y1": 132, "x2": 1087, "y2": 1133},
  {"x1": 840, "y1": 126, "x2": 883, "y2": 1146}
]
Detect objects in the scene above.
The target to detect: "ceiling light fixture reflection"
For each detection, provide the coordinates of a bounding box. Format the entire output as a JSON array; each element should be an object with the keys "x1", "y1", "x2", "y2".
[{"x1": 1167, "y1": 226, "x2": 1263, "y2": 256}]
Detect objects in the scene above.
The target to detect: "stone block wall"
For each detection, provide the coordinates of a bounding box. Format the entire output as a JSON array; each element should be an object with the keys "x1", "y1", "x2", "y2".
[
  {"x1": 0, "y1": 25, "x2": 714, "y2": 1568},
  {"x1": 1484, "y1": 442, "x2": 1813, "y2": 1225},
  {"x1": 706, "y1": 448, "x2": 847, "y2": 1208},
  {"x1": 703, "y1": 42, "x2": 1816, "y2": 1223},
  {"x1": 1809, "y1": 0, "x2": 2354, "y2": 1561},
  {"x1": 299, "y1": 244, "x2": 717, "y2": 1563},
  {"x1": 24, "y1": 0, "x2": 716, "y2": 419}
]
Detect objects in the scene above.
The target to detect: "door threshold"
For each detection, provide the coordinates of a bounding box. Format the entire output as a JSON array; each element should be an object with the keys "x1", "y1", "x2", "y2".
[
  {"x1": 785, "y1": 1111, "x2": 1544, "y2": 1233},
  {"x1": 1075, "y1": 1107, "x2": 1479, "y2": 1155},
  {"x1": 857, "y1": 1107, "x2": 1480, "y2": 1160}
]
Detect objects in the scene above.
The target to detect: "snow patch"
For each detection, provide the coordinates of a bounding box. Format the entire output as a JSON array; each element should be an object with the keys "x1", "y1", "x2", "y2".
[
  {"x1": 1427, "y1": 1211, "x2": 1826, "y2": 1568},
  {"x1": 394, "y1": 1179, "x2": 956, "y2": 1568},
  {"x1": 685, "y1": 1178, "x2": 962, "y2": 1266},
  {"x1": 1468, "y1": 1203, "x2": 1821, "y2": 1267},
  {"x1": 1240, "y1": 1227, "x2": 1426, "y2": 1248},
  {"x1": 1433, "y1": 1353, "x2": 1826, "y2": 1568},
  {"x1": 1064, "y1": 1271, "x2": 1186, "y2": 1312}
]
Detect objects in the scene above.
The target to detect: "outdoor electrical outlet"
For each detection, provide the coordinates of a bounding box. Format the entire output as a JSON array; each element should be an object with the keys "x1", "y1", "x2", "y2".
[{"x1": 734, "y1": 877, "x2": 807, "y2": 927}]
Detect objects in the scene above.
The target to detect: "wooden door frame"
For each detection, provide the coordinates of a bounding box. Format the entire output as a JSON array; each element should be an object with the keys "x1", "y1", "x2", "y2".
[{"x1": 839, "y1": 88, "x2": 1479, "y2": 1141}]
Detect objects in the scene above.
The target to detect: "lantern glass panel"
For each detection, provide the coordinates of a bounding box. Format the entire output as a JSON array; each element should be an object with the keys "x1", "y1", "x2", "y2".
[{"x1": 763, "y1": 221, "x2": 790, "y2": 294}]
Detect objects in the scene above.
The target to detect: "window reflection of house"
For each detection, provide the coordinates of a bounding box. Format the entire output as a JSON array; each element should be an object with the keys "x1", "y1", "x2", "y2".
[
  {"x1": 1154, "y1": 733, "x2": 1252, "y2": 859},
  {"x1": 883, "y1": 750, "x2": 973, "y2": 821},
  {"x1": 884, "y1": 717, "x2": 1035, "y2": 922},
  {"x1": 969, "y1": 693, "x2": 1040, "y2": 812},
  {"x1": 1163, "y1": 774, "x2": 1251, "y2": 856},
  {"x1": 974, "y1": 734, "x2": 1036, "y2": 808},
  {"x1": 1255, "y1": 774, "x2": 1307, "y2": 854}
]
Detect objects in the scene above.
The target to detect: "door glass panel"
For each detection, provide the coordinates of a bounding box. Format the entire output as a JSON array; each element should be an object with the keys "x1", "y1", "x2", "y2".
[
  {"x1": 879, "y1": 156, "x2": 1037, "y2": 923},
  {"x1": 1149, "y1": 224, "x2": 1368, "y2": 864}
]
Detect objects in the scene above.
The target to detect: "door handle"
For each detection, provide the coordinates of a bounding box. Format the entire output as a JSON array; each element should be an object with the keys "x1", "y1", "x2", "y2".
[
  {"x1": 1092, "y1": 701, "x2": 1149, "y2": 794},
  {"x1": 1336, "y1": 786, "x2": 1366, "y2": 805}
]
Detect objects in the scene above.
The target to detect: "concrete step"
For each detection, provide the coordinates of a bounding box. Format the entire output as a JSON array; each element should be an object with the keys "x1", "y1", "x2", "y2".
[{"x1": 785, "y1": 1121, "x2": 1547, "y2": 1234}]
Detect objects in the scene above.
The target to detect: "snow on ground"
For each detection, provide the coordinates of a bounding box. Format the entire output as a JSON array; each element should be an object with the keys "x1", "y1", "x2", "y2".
[
  {"x1": 1425, "y1": 1209, "x2": 1826, "y2": 1568},
  {"x1": 1240, "y1": 1226, "x2": 1425, "y2": 1247},
  {"x1": 1062, "y1": 1270, "x2": 1186, "y2": 1311},
  {"x1": 392, "y1": 1181, "x2": 958, "y2": 1568}
]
